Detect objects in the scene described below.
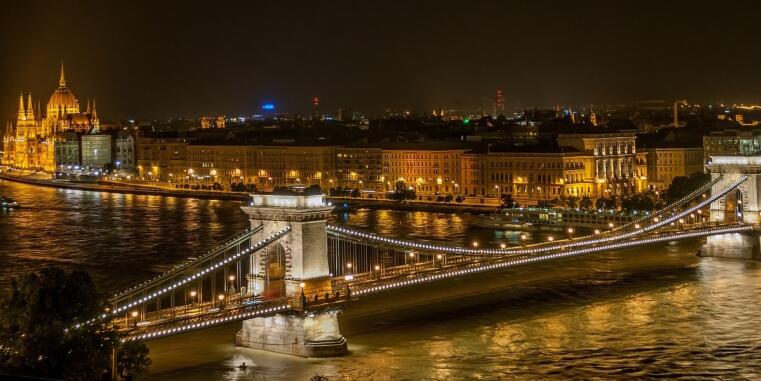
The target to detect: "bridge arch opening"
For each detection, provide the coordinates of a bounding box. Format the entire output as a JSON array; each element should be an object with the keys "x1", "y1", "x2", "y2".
[
  {"x1": 263, "y1": 242, "x2": 288, "y2": 297},
  {"x1": 724, "y1": 189, "x2": 743, "y2": 223}
]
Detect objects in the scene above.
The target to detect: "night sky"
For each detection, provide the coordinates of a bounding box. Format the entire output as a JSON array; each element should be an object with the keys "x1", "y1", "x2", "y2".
[{"x1": 2, "y1": 1, "x2": 760, "y2": 121}]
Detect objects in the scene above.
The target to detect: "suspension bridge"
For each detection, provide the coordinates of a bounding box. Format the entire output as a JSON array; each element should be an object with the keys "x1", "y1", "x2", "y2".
[{"x1": 93, "y1": 160, "x2": 757, "y2": 357}]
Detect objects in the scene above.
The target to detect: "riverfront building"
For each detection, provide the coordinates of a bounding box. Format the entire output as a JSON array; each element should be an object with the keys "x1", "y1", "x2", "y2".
[
  {"x1": 134, "y1": 129, "x2": 677, "y2": 204},
  {"x1": 2, "y1": 64, "x2": 101, "y2": 172}
]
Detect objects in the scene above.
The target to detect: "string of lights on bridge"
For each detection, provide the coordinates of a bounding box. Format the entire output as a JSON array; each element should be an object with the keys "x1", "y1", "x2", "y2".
[
  {"x1": 110, "y1": 227, "x2": 291, "y2": 316},
  {"x1": 532, "y1": 175, "x2": 723, "y2": 246},
  {"x1": 112, "y1": 225, "x2": 261, "y2": 299},
  {"x1": 351, "y1": 225, "x2": 751, "y2": 297},
  {"x1": 327, "y1": 175, "x2": 746, "y2": 257},
  {"x1": 126, "y1": 304, "x2": 291, "y2": 341}
]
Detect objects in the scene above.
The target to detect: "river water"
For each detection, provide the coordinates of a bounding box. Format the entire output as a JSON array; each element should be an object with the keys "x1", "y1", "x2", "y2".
[{"x1": 2, "y1": 179, "x2": 761, "y2": 380}]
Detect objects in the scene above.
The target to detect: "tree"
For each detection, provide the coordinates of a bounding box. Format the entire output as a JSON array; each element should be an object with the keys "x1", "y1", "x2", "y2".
[
  {"x1": 0, "y1": 267, "x2": 150, "y2": 380},
  {"x1": 455, "y1": 195, "x2": 465, "y2": 203},
  {"x1": 580, "y1": 196, "x2": 593, "y2": 210},
  {"x1": 118, "y1": 340, "x2": 152, "y2": 380},
  {"x1": 595, "y1": 197, "x2": 606, "y2": 210},
  {"x1": 565, "y1": 196, "x2": 579, "y2": 209},
  {"x1": 665, "y1": 171, "x2": 710, "y2": 203},
  {"x1": 501, "y1": 193, "x2": 517, "y2": 208},
  {"x1": 389, "y1": 181, "x2": 416, "y2": 202}
]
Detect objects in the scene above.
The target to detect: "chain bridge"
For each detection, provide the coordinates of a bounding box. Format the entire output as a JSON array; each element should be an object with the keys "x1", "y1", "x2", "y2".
[{"x1": 91, "y1": 165, "x2": 755, "y2": 357}]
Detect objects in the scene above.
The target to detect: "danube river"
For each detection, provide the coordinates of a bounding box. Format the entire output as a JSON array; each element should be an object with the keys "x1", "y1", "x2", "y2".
[{"x1": 2, "y1": 179, "x2": 761, "y2": 380}]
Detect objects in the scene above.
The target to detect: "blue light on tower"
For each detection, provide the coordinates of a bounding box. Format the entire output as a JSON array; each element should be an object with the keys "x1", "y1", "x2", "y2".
[{"x1": 262, "y1": 103, "x2": 275, "y2": 111}]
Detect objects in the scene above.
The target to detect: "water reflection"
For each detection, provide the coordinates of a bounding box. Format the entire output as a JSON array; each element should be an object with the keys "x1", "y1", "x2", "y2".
[{"x1": 3, "y1": 180, "x2": 761, "y2": 380}]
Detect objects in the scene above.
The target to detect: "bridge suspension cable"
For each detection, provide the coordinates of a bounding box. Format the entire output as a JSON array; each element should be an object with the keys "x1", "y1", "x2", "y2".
[
  {"x1": 112, "y1": 225, "x2": 263, "y2": 301},
  {"x1": 350, "y1": 224, "x2": 751, "y2": 297},
  {"x1": 109, "y1": 226, "x2": 291, "y2": 316},
  {"x1": 522, "y1": 174, "x2": 724, "y2": 249},
  {"x1": 327, "y1": 175, "x2": 747, "y2": 257}
]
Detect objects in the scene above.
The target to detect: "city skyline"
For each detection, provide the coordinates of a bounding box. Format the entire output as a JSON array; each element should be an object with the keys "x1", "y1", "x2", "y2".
[{"x1": 2, "y1": 1, "x2": 761, "y2": 121}]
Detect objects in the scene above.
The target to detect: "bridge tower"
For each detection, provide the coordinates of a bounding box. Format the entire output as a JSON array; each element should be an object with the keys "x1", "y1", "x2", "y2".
[
  {"x1": 706, "y1": 156, "x2": 761, "y2": 224},
  {"x1": 237, "y1": 193, "x2": 348, "y2": 357}
]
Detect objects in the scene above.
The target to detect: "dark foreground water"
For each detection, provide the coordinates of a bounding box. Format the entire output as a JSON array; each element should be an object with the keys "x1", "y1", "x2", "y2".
[{"x1": 2, "y1": 179, "x2": 761, "y2": 380}]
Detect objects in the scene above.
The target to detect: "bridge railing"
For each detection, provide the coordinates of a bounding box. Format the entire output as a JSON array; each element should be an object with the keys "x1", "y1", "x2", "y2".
[{"x1": 124, "y1": 298, "x2": 292, "y2": 341}]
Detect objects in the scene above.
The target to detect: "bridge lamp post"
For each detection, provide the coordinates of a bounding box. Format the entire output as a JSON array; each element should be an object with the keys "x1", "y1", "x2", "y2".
[
  {"x1": 520, "y1": 234, "x2": 527, "y2": 241},
  {"x1": 187, "y1": 290, "x2": 197, "y2": 316},
  {"x1": 547, "y1": 236, "x2": 554, "y2": 242},
  {"x1": 228, "y1": 275, "x2": 236, "y2": 294},
  {"x1": 131, "y1": 310, "x2": 138, "y2": 326},
  {"x1": 218, "y1": 294, "x2": 225, "y2": 307},
  {"x1": 567, "y1": 227, "x2": 574, "y2": 235},
  {"x1": 500, "y1": 243, "x2": 506, "y2": 249},
  {"x1": 594, "y1": 229, "x2": 601, "y2": 235},
  {"x1": 409, "y1": 252, "x2": 415, "y2": 265}
]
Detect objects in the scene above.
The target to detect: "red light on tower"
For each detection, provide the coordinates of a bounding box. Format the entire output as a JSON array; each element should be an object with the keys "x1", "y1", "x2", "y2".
[
  {"x1": 495, "y1": 90, "x2": 504, "y2": 114},
  {"x1": 312, "y1": 97, "x2": 320, "y2": 107}
]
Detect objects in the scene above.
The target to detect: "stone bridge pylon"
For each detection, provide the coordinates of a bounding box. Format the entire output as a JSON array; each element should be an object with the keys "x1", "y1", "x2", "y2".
[
  {"x1": 236, "y1": 193, "x2": 347, "y2": 357},
  {"x1": 707, "y1": 156, "x2": 761, "y2": 224}
]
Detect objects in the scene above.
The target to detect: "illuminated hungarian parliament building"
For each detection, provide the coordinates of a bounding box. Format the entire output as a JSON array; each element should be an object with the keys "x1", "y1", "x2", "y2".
[{"x1": 2, "y1": 63, "x2": 100, "y2": 172}]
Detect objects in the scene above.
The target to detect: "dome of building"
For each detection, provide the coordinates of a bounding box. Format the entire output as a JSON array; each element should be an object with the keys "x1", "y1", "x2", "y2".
[
  {"x1": 47, "y1": 63, "x2": 79, "y2": 115},
  {"x1": 48, "y1": 88, "x2": 77, "y2": 110}
]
